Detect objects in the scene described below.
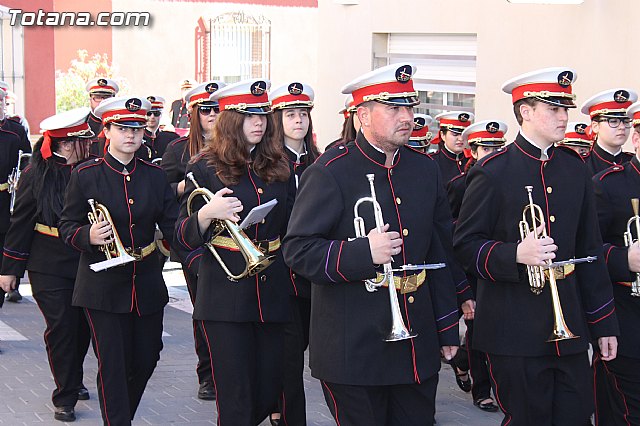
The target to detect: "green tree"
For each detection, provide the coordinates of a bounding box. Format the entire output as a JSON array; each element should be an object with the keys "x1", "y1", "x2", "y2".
[{"x1": 55, "y1": 50, "x2": 128, "y2": 112}]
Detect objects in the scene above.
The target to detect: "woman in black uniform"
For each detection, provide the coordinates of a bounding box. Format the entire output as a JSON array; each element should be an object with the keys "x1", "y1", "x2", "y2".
[
  {"x1": 161, "y1": 81, "x2": 226, "y2": 401},
  {"x1": 176, "y1": 79, "x2": 294, "y2": 425},
  {"x1": 268, "y1": 81, "x2": 319, "y2": 425},
  {"x1": 0, "y1": 108, "x2": 94, "y2": 422},
  {"x1": 59, "y1": 96, "x2": 178, "y2": 426}
]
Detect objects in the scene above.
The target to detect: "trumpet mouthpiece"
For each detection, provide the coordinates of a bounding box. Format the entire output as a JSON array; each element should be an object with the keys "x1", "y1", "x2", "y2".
[{"x1": 632, "y1": 198, "x2": 639, "y2": 216}]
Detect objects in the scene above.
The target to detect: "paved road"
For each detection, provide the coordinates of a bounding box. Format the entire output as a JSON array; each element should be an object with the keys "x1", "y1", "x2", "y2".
[{"x1": 0, "y1": 264, "x2": 501, "y2": 425}]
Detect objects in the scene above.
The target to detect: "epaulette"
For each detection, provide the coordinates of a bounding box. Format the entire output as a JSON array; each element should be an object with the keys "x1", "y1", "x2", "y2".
[
  {"x1": 77, "y1": 157, "x2": 103, "y2": 173},
  {"x1": 556, "y1": 145, "x2": 585, "y2": 162},
  {"x1": 169, "y1": 136, "x2": 188, "y2": 147},
  {"x1": 191, "y1": 151, "x2": 206, "y2": 162},
  {"x1": 477, "y1": 146, "x2": 507, "y2": 167},
  {"x1": 317, "y1": 144, "x2": 349, "y2": 167},
  {"x1": 598, "y1": 164, "x2": 625, "y2": 181},
  {"x1": 138, "y1": 158, "x2": 162, "y2": 169},
  {"x1": 7, "y1": 115, "x2": 21, "y2": 123},
  {"x1": 404, "y1": 145, "x2": 430, "y2": 157}
]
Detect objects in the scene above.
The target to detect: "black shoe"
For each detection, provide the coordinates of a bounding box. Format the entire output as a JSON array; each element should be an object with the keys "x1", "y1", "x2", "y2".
[
  {"x1": 54, "y1": 406, "x2": 76, "y2": 422},
  {"x1": 474, "y1": 397, "x2": 499, "y2": 412},
  {"x1": 197, "y1": 382, "x2": 216, "y2": 400},
  {"x1": 453, "y1": 366, "x2": 472, "y2": 393},
  {"x1": 77, "y1": 387, "x2": 89, "y2": 400},
  {"x1": 5, "y1": 290, "x2": 22, "y2": 303}
]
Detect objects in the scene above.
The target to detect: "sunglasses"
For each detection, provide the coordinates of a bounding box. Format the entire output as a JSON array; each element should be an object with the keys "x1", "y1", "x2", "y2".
[
  {"x1": 198, "y1": 106, "x2": 219, "y2": 115},
  {"x1": 146, "y1": 110, "x2": 162, "y2": 117}
]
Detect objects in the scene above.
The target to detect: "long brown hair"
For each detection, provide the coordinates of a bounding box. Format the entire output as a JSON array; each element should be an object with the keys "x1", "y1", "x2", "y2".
[
  {"x1": 271, "y1": 108, "x2": 320, "y2": 166},
  {"x1": 199, "y1": 110, "x2": 290, "y2": 186},
  {"x1": 188, "y1": 105, "x2": 208, "y2": 157}
]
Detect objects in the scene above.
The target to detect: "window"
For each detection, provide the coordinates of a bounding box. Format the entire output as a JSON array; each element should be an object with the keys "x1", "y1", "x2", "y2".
[
  {"x1": 0, "y1": 5, "x2": 25, "y2": 115},
  {"x1": 196, "y1": 12, "x2": 271, "y2": 84},
  {"x1": 373, "y1": 33, "x2": 476, "y2": 123}
]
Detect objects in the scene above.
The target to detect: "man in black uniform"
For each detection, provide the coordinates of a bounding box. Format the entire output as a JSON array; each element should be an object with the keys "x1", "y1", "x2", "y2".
[
  {"x1": 430, "y1": 111, "x2": 474, "y2": 184},
  {"x1": 170, "y1": 79, "x2": 196, "y2": 134},
  {"x1": 142, "y1": 96, "x2": 179, "y2": 162},
  {"x1": 591, "y1": 100, "x2": 640, "y2": 425},
  {"x1": 557, "y1": 121, "x2": 592, "y2": 158},
  {"x1": 283, "y1": 63, "x2": 462, "y2": 426},
  {"x1": 85, "y1": 78, "x2": 118, "y2": 156},
  {"x1": 454, "y1": 67, "x2": 620, "y2": 426},
  {"x1": 582, "y1": 89, "x2": 637, "y2": 176},
  {"x1": 0, "y1": 86, "x2": 31, "y2": 304}
]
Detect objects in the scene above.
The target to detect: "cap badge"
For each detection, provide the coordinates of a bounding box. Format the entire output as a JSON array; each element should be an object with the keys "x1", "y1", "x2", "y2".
[
  {"x1": 486, "y1": 122, "x2": 499, "y2": 133},
  {"x1": 288, "y1": 82, "x2": 303, "y2": 96},
  {"x1": 205, "y1": 83, "x2": 219, "y2": 94},
  {"x1": 126, "y1": 98, "x2": 142, "y2": 112},
  {"x1": 458, "y1": 113, "x2": 470, "y2": 123},
  {"x1": 251, "y1": 81, "x2": 267, "y2": 96},
  {"x1": 557, "y1": 71, "x2": 573, "y2": 88},
  {"x1": 575, "y1": 123, "x2": 587, "y2": 134},
  {"x1": 147, "y1": 96, "x2": 156, "y2": 102},
  {"x1": 414, "y1": 117, "x2": 425, "y2": 129},
  {"x1": 97, "y1": 78, "x2": 108, "y2": 87},
  {"x1": 614, "y1": 90, "x2": 630, "y2": 103},
  {"x1": 395, "y1": 65, "x2": 412, "y2": 84}
]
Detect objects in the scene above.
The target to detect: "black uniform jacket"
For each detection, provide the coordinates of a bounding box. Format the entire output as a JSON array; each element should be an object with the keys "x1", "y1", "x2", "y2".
[
  {"x1": 2, "y1": 156, "x2": 80, "y2": 285},
  {"x1": 429, "y1": 144, "x2": 468, "y2": 185},
  {"x1": 175, "y1": 155, "x2": 295, "y2": 323},
  {"x1": 285, "y1": 146, "x2": 312, "y2": 299},
  {"x1": 0, "y1": 118, "x2": 31, "y2": 233},
  {"x1": 447, "y1": 170, "x2": 467, "y2": 223},
  {"x1": 59, "y1": 153, "x2": 178, "y2": 314},
  {"x1": 143, "y1": 128, "x2": 179, "y2": 161},
  {"x1": 283, "y1": 134, "x2": 462, "y2": 386},
  {"x1": 161, "y1": 136, "x2": 189, "y2": 198},
  {"x1": 585, "y1": 142, "x2": 633, "y2": 176},
  {"x1": 454, "y1": 133, "x2": 619, "y2": 357},
  {"x1": 593, "y1": 156, "x2": 640, "y2": 359},
  {"x1": 170, "y1": 99, "x2": 189, "y2": 129}
]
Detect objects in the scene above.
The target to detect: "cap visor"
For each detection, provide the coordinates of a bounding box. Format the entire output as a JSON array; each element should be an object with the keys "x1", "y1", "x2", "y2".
[{"x1": 112, "y1": 121, "x2": 146, "y2": 128}]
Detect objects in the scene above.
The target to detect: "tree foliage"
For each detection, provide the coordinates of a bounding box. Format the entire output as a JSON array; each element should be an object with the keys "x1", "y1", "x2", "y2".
[{"x1": 55, "y1": 50, "x2": 128, "y2": 112}]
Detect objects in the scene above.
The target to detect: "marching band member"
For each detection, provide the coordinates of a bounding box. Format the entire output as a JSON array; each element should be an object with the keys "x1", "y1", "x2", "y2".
[
  {"x1": 454, "y1": 67, "x2": 619, "y2": 426},
  {"x1": 582, "y1": 89, "x2": 637, "y2": 176},
  {"x1": 0, "y1": 108, "x2": 93, "y2": 422},
  {"x1": 591, "y1": 100, "x2": 640, "y2": 425},
  {"x1": 59, "y1": 96, "x2": 178, "y2": 426},
  {"x1": 85, "y1": 78, "x2": 118, "y2": 156},
  {"x1": 142, "y1": 96, "x2": 179, "y2": 162},
  {"x1": 430, "y1": 111, "x2": 474, "y2": 184},
  {"x1": 283, "y1": 63, "x2": 461, "y2": 426},
  {"x1": 170, "y1": 78, "x2": 196, "y2": 133},
  {"x1": 161, "y1": 81, "x2": 226, "y2": 401},
  {"x1": 0, "y1": 86, "x2": 31, "y2": 304},
  {"x1": 557, "y1": 121, "x2": 593, "y2": 158},
  {"x1": 446, "y1": 120, "x2": 507, "y2": 413},
  {"x1": 176, "y1": 78, "x2": 294, "y2": 425},
  {"x1": 406, "y1": 113, "x2": 434, "y2": 153},
  {"x1": 268, "y1": 81, "x2": 320, "y2": 425}
]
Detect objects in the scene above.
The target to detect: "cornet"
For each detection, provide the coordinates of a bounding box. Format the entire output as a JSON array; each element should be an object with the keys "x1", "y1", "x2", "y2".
[
  {"x1": 353, "y1": 174, "x2": 445, "y2": 342},
  {"x1": 8, "y1": 150, "x2": 32, "y2": 214},
  {"x1": 87, "y1": 199, "x2": 135, "y2": 272},
  {"x1": 518, "y1": 186, "x2": 586, "y2": 342},
  {"x1": 623, "y1": 198, "x2": 640, "y2": 297},
  {"x1": 185, "y1": 172, "x2": 275, "y2": 281}
]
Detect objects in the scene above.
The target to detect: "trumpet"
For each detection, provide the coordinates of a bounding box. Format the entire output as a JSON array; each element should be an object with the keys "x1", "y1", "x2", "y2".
[
  {"x1": 8, "y1": 150, "x2": 32, "y2": 214},
  {"x1": 354, "y1": 174, "x2": 418, "y2": 342},
  {"x1": 518, "y1": 186, "x2": 578, "y2": 342},
  {"x1": 623, "y1": 198, "x2": 640, "y2": 297},
  {"x1": 87, "y1": 199, "x2": 135, "y2": 272},
  {"x1": 185, "y1": 172, "x2": 275, "y2": 281}
]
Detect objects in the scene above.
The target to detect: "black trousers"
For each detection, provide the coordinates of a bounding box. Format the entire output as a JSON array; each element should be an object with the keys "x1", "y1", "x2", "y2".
[
  {"x1": 594, "y1": 353, "x2": 640, "y2": 425},
  {"x1": 29, "y1": 272, "x2": 90, "y2": 408},
  {"x1": 85, "y1": 308, "x2": 164, "y2": 426},
  {"x1": 451, "y1": 319, "x2": 492, "y2": 401},
  {"x1": 279, "y1": 295, "x2": 311, "y2": 426},
  {"x1": 486, "y1": 352, "x2": 593, "y2": 426},
  {"x1": 201, "y1": 320, "x2": 284, "y2": 426},
  {"x1": 320, "y1": 375, "x2": 438, "y2": 426},
  {"x1": 183, "y1": 269, "x2": 213, "y2": 386}
]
